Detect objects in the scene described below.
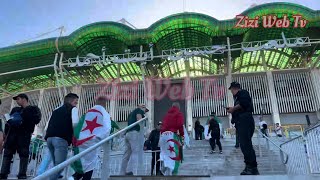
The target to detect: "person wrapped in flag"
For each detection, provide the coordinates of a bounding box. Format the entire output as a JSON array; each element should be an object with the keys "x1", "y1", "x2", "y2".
[
  {"x1": 159, "y1": 102, "x2": 184, "y2": 176},
  {"x1": 71, "y1": 97, "x2": 111, "y2": 180}
]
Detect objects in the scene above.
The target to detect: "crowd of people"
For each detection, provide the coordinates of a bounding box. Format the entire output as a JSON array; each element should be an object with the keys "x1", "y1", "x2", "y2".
[{"x1": 0, "y1": 81, "x2": 291, "y2": 179}]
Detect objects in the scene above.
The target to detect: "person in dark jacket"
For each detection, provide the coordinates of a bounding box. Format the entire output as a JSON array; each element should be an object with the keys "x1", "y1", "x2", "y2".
[
  {"x1": 207, "y1": 112, "x2": 222, "y2": 154},
  {"x1": 227, "y1": 82, "x2": 259, "y2": 175},
  {"x1": 0, "y1": 94, "x2": 41, "y2": 179},
  {"x1": 45, "y1": 93, "x2": 79, "y2": 180},
  {"x1": 145, "y1": 122, "x2": 162, "y2": 176},
  {"x1": 194, "y1": 118, "x2": 204, "y2": 140}
]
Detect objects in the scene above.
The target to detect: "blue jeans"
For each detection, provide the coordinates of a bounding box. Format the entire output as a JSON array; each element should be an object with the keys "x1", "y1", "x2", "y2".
[
  {"x1": 36, "y1": 147, "x2": 52, "y2": 176},
  {"x1": 47, "y1": 137, "x2": 69, "y2": 180}
]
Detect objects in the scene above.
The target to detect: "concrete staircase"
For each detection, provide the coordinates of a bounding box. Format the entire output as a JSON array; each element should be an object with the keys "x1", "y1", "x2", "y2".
[
  {"x1": 108, "y1": 175, "x2": 319, "y2": 180},
  {"x1": 109, "y1": 137, "x2": 287, "y2": 180},
  {"x1": 178, "y1": 138, "x2": 287, "y2": 176}
]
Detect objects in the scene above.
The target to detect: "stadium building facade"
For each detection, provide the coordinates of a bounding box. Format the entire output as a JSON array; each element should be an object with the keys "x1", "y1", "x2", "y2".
[{"x1": 0, "y1": 2, "x2": 320, "y2": 134}]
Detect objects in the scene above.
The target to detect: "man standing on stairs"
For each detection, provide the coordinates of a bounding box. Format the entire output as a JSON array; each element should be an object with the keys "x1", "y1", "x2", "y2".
[
  {"x1": 227, "y1": 82, "x2": 259, "y2": 175},
  {"x1": 45, "y1": 93, "x2": 79, "y2": 180},
  {"x1": 208, "y1": 112, "x2": 222, "y2": 154},
  {"x1": 71, "y1": 96, "x2": 111, "y2": 180},
  {"x1": 145, "y1": 121, "x2": 162, "y2": 176},
  {"x1": 120, "y1": 104, "x2": 148, "y2": 176},
  {"x1": 160, "y1": 102, "x2": 184, "y2": 176},
  {"x1": 0, "y1": 94, "x2": 41, "y2": 179}
]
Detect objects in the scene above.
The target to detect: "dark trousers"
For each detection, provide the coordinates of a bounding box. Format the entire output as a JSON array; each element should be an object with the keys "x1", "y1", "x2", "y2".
[
  {"x1": 73, "y1": 170, "x2": 93, "y2": 180},
  {"x1": 195, "y1": 130, "x2": 202, "y2": 140},
  {"x1": 235, "y1": 128, "x2": 240, "y2": 147},
  {"x1": 151, "y1": 151, "x2": 161, "y2": 176},
  {"x1": 209, "y1": 135, "x2": 222, "y2": 151},
  {"x1": 238, "y1": 118, "x2": 257, "y2": 168},
  {"x1": 1, "y1": 134, "x2": 31, "y2": 176}
]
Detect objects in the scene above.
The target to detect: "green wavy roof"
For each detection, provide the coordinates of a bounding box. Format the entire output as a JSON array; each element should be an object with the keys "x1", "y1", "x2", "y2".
[{"x1": 1, "y1": 2, "x2": 320, "y2": 95}]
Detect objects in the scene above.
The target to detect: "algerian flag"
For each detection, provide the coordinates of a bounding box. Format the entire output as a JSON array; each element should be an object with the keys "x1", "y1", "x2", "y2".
[
  {"x1": 159, "y1": 131, "x2": 183, "y2": 175},
  {"x1": 183, "y1": 125, "x2": 190, "y2": 148},
  {"x1": 71, "y1": 105, "x2": 111, "y2": 174}
]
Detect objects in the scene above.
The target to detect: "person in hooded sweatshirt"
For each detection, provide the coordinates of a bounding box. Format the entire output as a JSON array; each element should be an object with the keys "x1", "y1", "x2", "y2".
[
  {"x1": 194, "y1": 118, "x2": 204, "y2": 140},
  {"x1": 161, "y1": 102, "x2": 184, "y2": 139},
  {"x1": 160, "y1": 102, "x2": 184, "y2": 175}
]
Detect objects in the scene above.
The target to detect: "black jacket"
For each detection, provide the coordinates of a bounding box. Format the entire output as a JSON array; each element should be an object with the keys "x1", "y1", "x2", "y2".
[
  {"x1": 4, "y1": 105, "x2": 41, "y2": 148},
  {"x1": 5, "y1": 106, "x2": 41, "y2": 136},
  {"x1": 208, "y1": 118, "x2": 220, "y2": 137},
  {"x1": 195, "y1": 121, "x2": 204, "y2": 133},
  {"x1": 147, "y1": 129, "x2": 160, "y2": 151},
  {"x1": 45, "y1": 104, "x2": 74, "y2": 145},
  {"x1": 232, "y1": 89, "x2": 254, "y2": 124}
]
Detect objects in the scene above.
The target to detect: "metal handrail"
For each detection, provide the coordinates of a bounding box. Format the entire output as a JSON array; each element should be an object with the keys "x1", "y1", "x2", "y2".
[
  {"x1": 304, "y1": 123, "x2": 320, "y2": 133},
  {"x1": 33, "y1": 117, "x2": 148, "y2": 180},
  {"x1": 255, "y1": 128, "x2": 289, "y2": 164},
  {"x1": 280, "y1": 123, "x2": 320, "y2": 146}
]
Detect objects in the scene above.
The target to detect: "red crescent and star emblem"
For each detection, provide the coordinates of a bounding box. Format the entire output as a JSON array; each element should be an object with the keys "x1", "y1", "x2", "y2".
[
  {"x1": 166, "y1": 139, "x2": 181, "y2": 161},
  {"x1": 82, "y1": 116, "x2": 103, "y2": 133},
  {"x1": 74, "y1": 109, "x2": 103, "y2": 147}
]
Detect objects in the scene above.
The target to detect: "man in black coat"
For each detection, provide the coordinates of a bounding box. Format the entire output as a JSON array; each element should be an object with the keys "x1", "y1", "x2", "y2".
[
  {"x1": 227, "y1": 82, "x2": 259, "y2": 175},
  {"x1": 0, "y1": 94, "x2": 41, "y2": 179},
  {"x1": 145, "y1": 122, "x2": 162, "y2": 176},
  {"x1": 208, "y1": 112, "x2": 222, "y2": 154}
]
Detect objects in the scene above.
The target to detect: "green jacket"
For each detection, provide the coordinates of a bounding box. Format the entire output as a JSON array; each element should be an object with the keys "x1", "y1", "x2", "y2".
[
  {"x1": 207, "y1": 115, "x2": 221, "y2": 124},
  {"x1": 30, "y1": 137, "x2": 44, "y2": 155},
  {"x1": 111, "y1": 120, "x2": 120, "y2": 134}
]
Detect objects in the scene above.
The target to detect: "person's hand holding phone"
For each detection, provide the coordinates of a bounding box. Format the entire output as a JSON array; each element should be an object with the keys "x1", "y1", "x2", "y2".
[{"x1": 225, "y1": 106, "x2": 233, "y2": 113}]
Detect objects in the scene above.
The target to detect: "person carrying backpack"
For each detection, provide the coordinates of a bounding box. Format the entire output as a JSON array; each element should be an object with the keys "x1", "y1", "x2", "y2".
[{"x1": 0, "y1": 93, "x2": 41, "y2": 179}]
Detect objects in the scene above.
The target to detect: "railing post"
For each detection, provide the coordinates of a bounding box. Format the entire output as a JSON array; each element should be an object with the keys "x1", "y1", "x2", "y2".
[
  {"x1": 266, "y1": 138, "x2": 273, "y2": 170},
  {"x1": 138, "y1": 120, "x2": 147, "y2": 175},
  {"x1": 258, "y1": 131, "x2": 262, "y2": 157},
  {"x1": 303, "y1": 133, "x2": 312, "y2": 174},
  {"x1": 101, "y1": 141, "x2": 111, "y2": 179}
]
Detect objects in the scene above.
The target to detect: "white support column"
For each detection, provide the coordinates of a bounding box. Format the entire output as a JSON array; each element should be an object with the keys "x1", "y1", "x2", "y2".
[
  {"x1": 266, "y1": 71, "x2": 281, "y2": 125},
  {"x1": 310, "y1": 69, "x2": 320, "y2": 120},
  {"x1": 260, "y1": 51, "x2": 268, "y2": 71},
  {"x1": 146, "y1": 82, "x2": 153, "y2": 132},
  {"x1": 109, "y1": 88, "x2": 117, "y2": 120},
  {"x1": 140, "y1": 61, "x2": 153, "y2": 130},
  {"x1": 184, "y1": 58, "x2": 193, "y2": 132},
  {"x1": 58, "y1": 52, "x2": 67, "y2": 96},
  {"x1": 110, "y1": 64, "x2": 121, "y2": 120},
  {"x1": 226, "y1": 37, "x2": 233, "y2": 128},
  {"x1": 72, "y1": 85, "x2": 82, "y2": 111},
  {"x1": 53, "y1": 53, "x2": 63, "y2": 103},
  {"x1": 35, "y1": 89, "x2": 45, "y2": 135}
]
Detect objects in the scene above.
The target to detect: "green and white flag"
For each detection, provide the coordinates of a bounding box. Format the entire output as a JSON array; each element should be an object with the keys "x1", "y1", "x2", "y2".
[
  {"x1": 71, "y1": 105, "x2": 111, "y2": 174},
  {"x1": 159, "y1": 131, "x2": 183, "y2": 175}
]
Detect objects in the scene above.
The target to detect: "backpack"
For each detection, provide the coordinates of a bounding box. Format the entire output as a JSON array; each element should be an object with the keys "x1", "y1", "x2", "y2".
[{"x1": 8, "y1": 111, "x2": 23, "y2": 127}]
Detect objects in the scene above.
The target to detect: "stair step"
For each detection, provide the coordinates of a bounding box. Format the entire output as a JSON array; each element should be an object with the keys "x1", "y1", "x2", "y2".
[{"x1": 108, "y1": 175, "x2": 320, "y2": 180}]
